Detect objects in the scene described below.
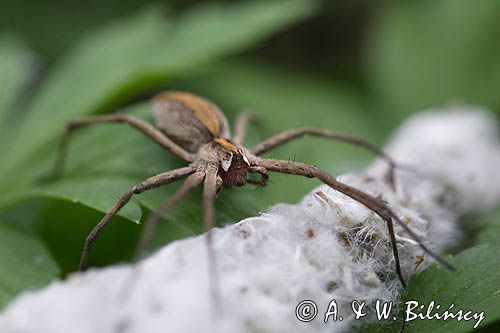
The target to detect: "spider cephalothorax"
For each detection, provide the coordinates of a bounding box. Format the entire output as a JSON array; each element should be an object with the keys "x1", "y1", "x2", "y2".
[
  {"x1": 186, "y1": 137, "x2": 252, "y2": 188},
  {"x1": 54, "y1": 91, "x2": 453, "y2": 306}
]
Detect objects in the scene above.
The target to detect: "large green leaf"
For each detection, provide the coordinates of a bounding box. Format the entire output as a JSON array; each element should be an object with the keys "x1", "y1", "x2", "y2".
[
  {"x1": 362, "y1": 245, "x2": 500, "y2": 332},
  {"x1": 0, "y1": 36, "x2": 36, "y2": 151},
  {"x1": 0, "y1": 0, "x2": 317, "y2": 184},
  {"x1": 0, "y1": 221, "x2": 60, "y2": 310},
  {"x1": 365, "y1": 0, "x2": 500, "y2": 119}
]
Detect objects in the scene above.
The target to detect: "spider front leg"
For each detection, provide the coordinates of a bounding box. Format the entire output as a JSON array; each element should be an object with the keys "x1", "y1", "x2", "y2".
[
  {"x1": 203, "y1": 165, "x2": 223, "y2": 316},
  {"x1": 134, "y1": 168, "x2": 206, "y2": 261},
  {"x1": 78, "y1": 166, "x2": 196, "y2": 271},
  {"x1": 51, "y1": 114, "x2": 194, "y2": 179},
  {"x1": 257, "y1": 158, "x2": 453, "y2": 287},
  {"x1": 251, "y1": 127, "x2": 400, "y2": 189}
]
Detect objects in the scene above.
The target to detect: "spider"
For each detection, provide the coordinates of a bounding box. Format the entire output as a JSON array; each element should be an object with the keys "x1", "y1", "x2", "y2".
[{"x1": 54, "y1": 91, "x2": 452, "y2": 291}]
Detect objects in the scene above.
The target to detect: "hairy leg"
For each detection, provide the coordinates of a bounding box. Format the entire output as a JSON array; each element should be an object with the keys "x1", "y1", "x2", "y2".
[
  {"x1": 203, "y1": 165, "x2": 223, "y2": 316},
  {"x1": 78, "y1": 166, "x2": 196, "y2": 271},
  {"x1": 258, "y1": 158, "x2": 453, "y2": 286},
  {"x1": 53, "y1": 114, "x2": 194, "y2": 178},
  {"x1": 251, "y1": 127, "x2": 400, "y2": 188},
  {"x1": 134, "y1": 168, "x2": 206, "y2": 261}
]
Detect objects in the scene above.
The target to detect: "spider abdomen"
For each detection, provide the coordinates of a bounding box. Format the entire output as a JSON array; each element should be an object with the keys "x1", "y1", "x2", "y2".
[{"x1": 152, "y1": 91, "x2": 230, "y2": 152}]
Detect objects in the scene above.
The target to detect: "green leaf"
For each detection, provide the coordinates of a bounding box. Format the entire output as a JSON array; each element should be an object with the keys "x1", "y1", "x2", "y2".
[
  {"x1": 475, "y1": 208, "x2": 500, "y2": 246},
  {"x1": 36, "y1": 200, "x2": 143, "y2": 275},
  {"x1": 0, "y1": 0, "x2": 317, "y2": 184},
  {"x1": 35, "y1": 176, "x2": 143, "y2": 223},
  {"x1": 0, "y1": 36, "x2": 36, "y2": 152},
  {"x1": 0, "y1": 221, "x2": 60, "y2": 310},
  {"x1": 363, "y1": 245, "x2": 500, "y2": 332},
  {"x1": 477, "y1": 226, "x2": 500, "y2": 247},
  {"x1": 366, "y1": 0, "x2": 500, "y2": 119},
  {"x1": 405, "y1": 245, "x2": 500, "y2": 332},
  {"x1": 0, "y1": 103, "x2": 164, "y2": 221},
  {"x1": 0, "y1": 36, "x2": 35, "y2": 123}
]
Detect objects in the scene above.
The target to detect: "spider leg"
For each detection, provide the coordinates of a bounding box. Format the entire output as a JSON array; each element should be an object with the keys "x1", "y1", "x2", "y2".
[
  {"x1": 232, "y1": 112, "x2": 252, "y2": 145},
  {"x1": 52, "y1": 114, "x2": 195, "y2": 179},
  {"x1": 134, "y1": 168, "x2": 206, "y2": 261},
  {"x1": 248, "y1": 165, "x2": 269, "y2": 187},
  {"x1": 78, "y1": 166, "x2": 196, "y2": 271},
  {"x1": 251, "y1": 127, "x2": 400, "y2": 189},
  {"x1": 203, "y1": 165, "x2": 223, "y2": 316},
  {"x1": 258, "y1": 158, "x2": 453, "y2": 287}
]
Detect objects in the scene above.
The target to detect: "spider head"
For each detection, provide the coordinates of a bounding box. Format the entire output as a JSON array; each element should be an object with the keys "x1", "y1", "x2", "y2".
[
  {"x1": 198, "y1": 138, "x2": 251, "y2": 188},
  {"x1": 218, "y1": 152, "x2": 250, "y2": 188}
]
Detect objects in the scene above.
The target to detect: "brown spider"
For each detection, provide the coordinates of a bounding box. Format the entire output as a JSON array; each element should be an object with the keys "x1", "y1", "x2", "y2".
[{"x1": 54, "y1": 91, "x2": 452, "y2": 291}]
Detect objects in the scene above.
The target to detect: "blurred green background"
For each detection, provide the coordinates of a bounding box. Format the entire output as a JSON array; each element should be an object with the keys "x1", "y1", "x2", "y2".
[{"x1": 0, "y1": 0, "x2": 499, "y2": 331}]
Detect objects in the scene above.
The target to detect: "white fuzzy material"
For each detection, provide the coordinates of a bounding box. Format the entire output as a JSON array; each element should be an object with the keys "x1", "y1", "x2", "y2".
[{"x1": 1, "y1": 106, "x2": 499, "y2": 333}]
